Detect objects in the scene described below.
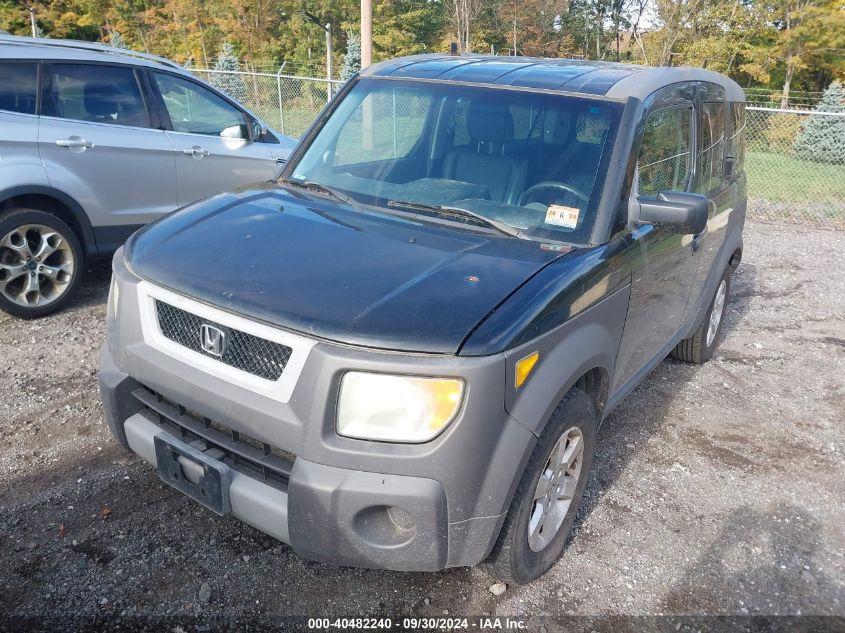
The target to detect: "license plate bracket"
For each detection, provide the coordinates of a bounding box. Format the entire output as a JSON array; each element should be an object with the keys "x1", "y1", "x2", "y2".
[{"x1": 154, "y1": 433, "x2": 231, "y2": 515}]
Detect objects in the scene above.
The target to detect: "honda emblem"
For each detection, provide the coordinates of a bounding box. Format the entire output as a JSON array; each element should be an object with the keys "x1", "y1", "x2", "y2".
[{"x1": 200, "y1": 324, "x2": 227, "y2": 357}]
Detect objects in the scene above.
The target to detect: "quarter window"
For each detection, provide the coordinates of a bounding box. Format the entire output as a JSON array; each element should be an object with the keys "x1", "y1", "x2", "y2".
[
  {"x1": 698, "y1": 102, "x2": 726, "y2": 192},
  {"x1": 0, "y1": 63, "x2": 38, "y2": 115},
  {"x1": 44, "y1": 64, "x2": 149, "y2": 127},
  {"x1": 153, "y1": 73, "x2": 247, "y2": 138},
  {"x1": 637, "y1": 107, "x2": 693, "y2": 196},
  {"x1": 728, "y1": 103, "x2": 746, "y2": 176}
]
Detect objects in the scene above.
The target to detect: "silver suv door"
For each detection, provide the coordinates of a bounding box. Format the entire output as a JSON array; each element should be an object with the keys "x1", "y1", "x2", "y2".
[
  {"x1": 149, "y1": 72, "x2": 275, "y2": 206},
  {"x1": 0, "y1": 61, "x2": 47, "y2": 193},
  {"x1": 38, "y1": 63, "x2": 178, "y2": 233}
]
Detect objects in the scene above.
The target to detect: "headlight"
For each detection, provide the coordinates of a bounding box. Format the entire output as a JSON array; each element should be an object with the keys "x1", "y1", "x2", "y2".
[{"x1": 337, "y1": 372, "x2": 464, "y2": 443}]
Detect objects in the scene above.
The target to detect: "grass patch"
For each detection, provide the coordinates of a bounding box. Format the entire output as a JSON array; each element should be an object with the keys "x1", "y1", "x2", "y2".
[{"x1": 747, "y1": 151, "x2": 845, "y2": 204}]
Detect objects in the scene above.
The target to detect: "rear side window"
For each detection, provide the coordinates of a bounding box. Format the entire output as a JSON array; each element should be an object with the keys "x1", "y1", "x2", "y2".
[
  {"x1": 729, "y1": 103, "x2": 746, "y2": 176},
  {"x1": 637, "y1": 106, "x2": 693, "y2": 196},
  {"x1": 43, "y1": 64, "x2": 150, "y2": 127},
  {"x1": 698, "y1": 102, "x2": 726, "y2": 192},
  {"x1": 0, "y1": 63, "x2": 38, "y2": 115}
]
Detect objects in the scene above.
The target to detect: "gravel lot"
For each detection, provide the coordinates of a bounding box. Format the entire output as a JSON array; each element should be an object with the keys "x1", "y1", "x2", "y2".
[{"x1": 1, "y1": 221, "x2": 843, "y2": 630}]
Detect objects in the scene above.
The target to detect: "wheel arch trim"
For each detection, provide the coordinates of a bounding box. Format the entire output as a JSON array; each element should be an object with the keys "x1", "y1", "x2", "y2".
[
  {"x1": 0, "y1": 185, "x2": 97, "y2": 258},
  {"x1": 502, "y1": 284, "x2": 631, "y2": 436}
]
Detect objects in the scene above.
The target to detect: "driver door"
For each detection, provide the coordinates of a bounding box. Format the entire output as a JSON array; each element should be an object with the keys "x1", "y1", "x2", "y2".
[
  {"x1": 613, "y1": 86, "x2": 704, "y2": 389},
  {"x1": 149, "y1": 72, "x2": 274, "y2": 206}
]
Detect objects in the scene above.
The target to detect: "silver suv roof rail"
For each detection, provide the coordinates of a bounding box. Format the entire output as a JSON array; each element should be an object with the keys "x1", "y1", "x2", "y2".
[{"x1": 0, "y1": 34, "x2": 184, "y2": 70}]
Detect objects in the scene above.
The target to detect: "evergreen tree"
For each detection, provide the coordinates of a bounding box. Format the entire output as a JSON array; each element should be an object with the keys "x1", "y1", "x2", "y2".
[
  {"x1": 109, "y1": 30, "x2": 126, "y2": 48},
  {"x1": 340, "y1": 31, "x2": 361, "y2": 82},
  {"x1": 210, "y1": 42, "x2": 247, "y2": 102},
  {"x1": 794, "y1": 81, "x2": 845, "y2": 165}
]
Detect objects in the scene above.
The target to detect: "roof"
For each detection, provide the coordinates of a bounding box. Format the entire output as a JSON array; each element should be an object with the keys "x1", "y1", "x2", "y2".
[
  {"x1": 0, "y1": 34, "x2": 185, "y2": 73},
  {"x1": 361, "y1": 54, "x2": 746, "y2": 102}
]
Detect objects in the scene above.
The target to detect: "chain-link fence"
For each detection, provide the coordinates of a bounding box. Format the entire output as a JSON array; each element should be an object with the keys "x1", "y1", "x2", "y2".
[
  {"x1": 192, "y1": 69, "x2": 845, "y2": 230},
  {"x1": 191, "y1": 69, "x2": 343, "y2": 139},
  {"x1": 746, "y1": 107, "x2": 845, "y2": 228}
]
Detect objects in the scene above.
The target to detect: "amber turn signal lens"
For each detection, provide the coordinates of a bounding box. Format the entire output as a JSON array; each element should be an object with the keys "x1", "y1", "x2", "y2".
[{"x1": 515, "y1": 352, "x2": 540, "y2": 388}]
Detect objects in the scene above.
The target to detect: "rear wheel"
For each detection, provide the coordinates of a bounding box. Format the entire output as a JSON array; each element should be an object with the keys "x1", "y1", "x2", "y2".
[
  {"x1": 485, "y1": 388, "x2": 596, "y2": 584},
  {"x1": 0, "y1": 209, "x2": 83, "y2": 318},
  {"x1": 671, "y1": 266, "x2": 731, "y2": 364}
]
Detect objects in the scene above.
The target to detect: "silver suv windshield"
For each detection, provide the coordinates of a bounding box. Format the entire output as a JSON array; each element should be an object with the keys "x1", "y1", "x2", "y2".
[{"x1": 288, "y1": 78, "x2": 622, "y2": 242}]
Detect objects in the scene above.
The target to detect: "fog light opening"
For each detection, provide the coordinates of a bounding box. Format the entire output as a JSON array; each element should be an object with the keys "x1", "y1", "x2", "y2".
[
  {"x1": 387, "y1": 506, "x2": 415, "y2": 532},
  {"x1": 352, "y1": 505, "x2": 417, "y2": 547}
]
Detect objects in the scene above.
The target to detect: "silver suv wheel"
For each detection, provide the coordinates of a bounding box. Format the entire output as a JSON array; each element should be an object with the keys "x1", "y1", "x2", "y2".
[
  {"x1": 0, "y1": 223, "x2": 75, "y2": 308},
  {"x1": 0, "y1": 209, "x2": 83, "y2": 318}
]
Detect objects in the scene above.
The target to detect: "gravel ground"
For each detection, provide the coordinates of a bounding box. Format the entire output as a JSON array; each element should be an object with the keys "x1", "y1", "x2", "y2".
[{"x1": 0, "y1": 221, "x2": 843, "y2": 630}]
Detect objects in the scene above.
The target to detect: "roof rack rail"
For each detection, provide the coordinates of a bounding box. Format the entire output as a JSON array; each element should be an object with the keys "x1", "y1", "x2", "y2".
[{"x1": 0, "y1": 34, "x2": 184, "y2": 70}]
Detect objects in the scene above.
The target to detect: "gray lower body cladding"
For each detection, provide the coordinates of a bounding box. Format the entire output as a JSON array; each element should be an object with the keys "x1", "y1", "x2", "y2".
[{"x1": 100, "y1": 251, "x2": 537, "y2": 570}]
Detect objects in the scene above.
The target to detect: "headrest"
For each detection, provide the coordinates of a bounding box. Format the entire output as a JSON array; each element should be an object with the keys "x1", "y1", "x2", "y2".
[
  {"x1": 84, "y1": 83, "x2": 119, "y2": 119},
  {"x1": 466, "y1": 101, "x2": 514, "y2": 144},
  {"x1": 575, "y1": 108, "x2": 612, "y2": 145}
]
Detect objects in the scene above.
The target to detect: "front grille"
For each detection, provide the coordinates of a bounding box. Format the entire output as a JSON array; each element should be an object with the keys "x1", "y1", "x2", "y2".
[
  {"x1": 134, "y1": 386, "x2": 295, "y2": 490},
  {"x1": 155, "y1": 300, "x2": 292, "y2": 381}
]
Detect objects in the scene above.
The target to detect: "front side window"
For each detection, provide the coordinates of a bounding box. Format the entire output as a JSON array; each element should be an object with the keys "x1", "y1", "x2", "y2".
[
  {"x1": 637, "y1": 106, "x2": 692, "y2": 196},
  {"x1": 44, "y1": 64, "x2": 149, "y2": 127},
  {"x1": 0, "y1": 62, "x2": 37, "y2": 115},
  {"x1": 698, "y1": 102, "x2": 726, "y2": 192},
  {"x1": 153, "y1": 73, "x2": 247, "y2": 138},
  {"x1": 290, "y1": 78, "x2": 622, "y2": 243}
]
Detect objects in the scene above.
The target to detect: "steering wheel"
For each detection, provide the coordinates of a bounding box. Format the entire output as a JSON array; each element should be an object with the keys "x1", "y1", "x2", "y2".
[{"x1": 519, "y1": 181, "x2": 589, "y2": 206}]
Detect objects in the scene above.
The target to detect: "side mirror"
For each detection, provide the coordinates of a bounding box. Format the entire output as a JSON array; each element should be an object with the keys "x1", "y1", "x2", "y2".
[
  {"x1": 249, "y1": 120, "x2": 267, "y2": 141},
  {"x1": 637, "y1": 191, "x2": 709, "y2": 235}
]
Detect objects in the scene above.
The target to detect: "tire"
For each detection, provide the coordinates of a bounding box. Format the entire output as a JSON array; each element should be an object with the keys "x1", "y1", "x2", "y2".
[
  {"x1": 0, "y1": 208, "x2": 84, "y2": 319},
  {"x1": 485, "y1": 388, "x2": 597, "y2": 584},
  {"x1": 671, "y1": 266, "x2": 731, "y2": 364}
]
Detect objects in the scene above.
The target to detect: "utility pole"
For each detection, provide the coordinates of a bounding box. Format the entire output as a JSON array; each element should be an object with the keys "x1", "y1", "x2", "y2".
[
  {"x1": 299, "y1": 11, "x2": 334, "y2": 99},
  {"x1": 360, "y1": 0, "x2": 372, "y2": 68},
  {"x1": 325, "y1": 23, "x2": 332, "y2": 99},
  {"x1": 29, "y1": 7, "x2": 38, "y2": 37}
]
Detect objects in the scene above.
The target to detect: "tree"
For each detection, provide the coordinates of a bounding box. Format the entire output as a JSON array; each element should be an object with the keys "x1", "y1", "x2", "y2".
[
  {"x1": 210, "y1": 41, "x2": 247, "y2": 101},
  {"x1": 447, "y1": 0, "x2": 486, "y2": 52},
  {"x1": 794, "y1": 81, "x2": 845, "y2": 164},
  {"x1": 109, "y1": 29, "x2": 126, "y2": 48},
  {"x1": 340, "y1": 30, "x2": 360, "y2": 81}
]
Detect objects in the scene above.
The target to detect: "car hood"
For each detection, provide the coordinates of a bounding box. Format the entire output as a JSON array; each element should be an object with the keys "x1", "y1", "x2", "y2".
[{"x1": 127, "y1": 186, "x2": 568, "y2": 354}]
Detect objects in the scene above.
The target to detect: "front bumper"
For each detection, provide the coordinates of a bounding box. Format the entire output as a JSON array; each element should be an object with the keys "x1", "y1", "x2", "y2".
[{"x1": 99, "y1": 251, "x2": 537, "y2": 571}]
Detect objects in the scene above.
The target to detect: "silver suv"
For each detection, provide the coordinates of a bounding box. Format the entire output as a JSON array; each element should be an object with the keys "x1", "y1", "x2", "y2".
[{"x1": 0, "y1": 35, "x2": 296, "y2": 317}]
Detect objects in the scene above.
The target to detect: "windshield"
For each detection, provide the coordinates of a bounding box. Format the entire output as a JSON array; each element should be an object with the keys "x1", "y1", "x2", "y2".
[{"x1": 287, "y1": 78, "x2": 622, "y2": 243}]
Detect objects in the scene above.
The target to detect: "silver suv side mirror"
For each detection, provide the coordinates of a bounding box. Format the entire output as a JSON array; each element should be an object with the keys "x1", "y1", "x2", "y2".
[{"x1": 249, "y1": 120, "x2": 267, "y2": 141}]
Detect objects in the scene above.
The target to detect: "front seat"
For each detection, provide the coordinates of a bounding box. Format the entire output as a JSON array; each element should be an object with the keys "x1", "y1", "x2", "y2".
[{"x1": 442, "y1": 102, "x2": 527, "y2": 204}]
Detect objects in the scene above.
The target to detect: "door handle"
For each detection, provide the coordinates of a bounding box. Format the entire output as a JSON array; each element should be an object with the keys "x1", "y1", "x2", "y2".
[
  {"x1": 56, "y1": 137, "x2": 94, "y2": 149},
  {"x1": 182, "y1": 147, "x2": 209, "y2": 157}
]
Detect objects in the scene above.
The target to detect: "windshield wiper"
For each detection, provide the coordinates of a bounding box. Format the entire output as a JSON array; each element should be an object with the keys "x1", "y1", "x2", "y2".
[
  {"x1": 279, "y1": 178, "x2": 354, "y2": 206},
  {"x1": 387, "y1": 200, "x2": 522, "y2": 239}
]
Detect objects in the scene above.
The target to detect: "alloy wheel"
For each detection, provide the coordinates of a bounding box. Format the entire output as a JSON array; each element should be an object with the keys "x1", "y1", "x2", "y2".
[
  {"x1": 706, "y1": 279, "x2": 727, "y2": 348},
  {"x1": 527, "y1": 426, "x2": 584, "y2": 552},
  {"x1": 0, "y1": 224, "x2": 75, "y2": 308}
]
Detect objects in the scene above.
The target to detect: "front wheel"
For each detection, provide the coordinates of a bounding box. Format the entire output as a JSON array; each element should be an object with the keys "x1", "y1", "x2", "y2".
[
  {"x1": 0, "y1": 209, "x2": 83, "y2": 318},
  {"x1": 485, "y1": 388, "x2": 596, "y2": 584}
]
